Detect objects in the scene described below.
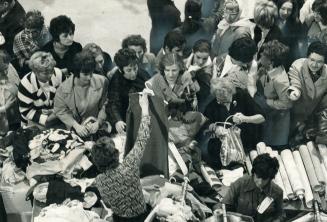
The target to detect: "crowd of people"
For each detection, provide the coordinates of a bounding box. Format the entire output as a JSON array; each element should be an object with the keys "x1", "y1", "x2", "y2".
[{"x1": 1, "y1": 0, "x2": 327, "y2": 221}]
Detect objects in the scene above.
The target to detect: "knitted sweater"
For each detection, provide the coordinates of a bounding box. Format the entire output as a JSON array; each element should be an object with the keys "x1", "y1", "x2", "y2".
[{"x1": 95, "y1": 115, "x2": 151, "y2": 218}]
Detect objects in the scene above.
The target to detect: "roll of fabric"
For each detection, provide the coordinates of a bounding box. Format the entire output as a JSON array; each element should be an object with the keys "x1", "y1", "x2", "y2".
[
  {"x1": 265, "y1": 146, "x2": 272, "y2": 155},
  {"x1": 318, "y1": 144, "x2": 327, "y2": 171},
  {"x1": 256, "y1": 142, "x2": 266, "y2": 155},
  {"x1": 281, "y1": 150, "x2": 305, "y2": 199},
  {"x1": 307, "y1": 142, "x2": 326, "y2": 190},
  {"x1": 274, "y1": 151, "x2": 295, "y2": 199},
  {"x1": 293, "y1": 150, "x2": 313, "y2": 208},
  {"x1": 299, "y1": 145, "x2": 322, "y2": 192},
  {"x1": 268, "y1": 151, "x2": 287, "y2": 200},
  {"x1": 249, "y1": 150, "x2": 258, "y2": 162}
]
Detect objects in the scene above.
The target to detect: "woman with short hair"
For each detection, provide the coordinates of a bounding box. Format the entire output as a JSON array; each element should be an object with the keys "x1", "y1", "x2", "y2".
[
  {"x1": 254, "y1": 40, "x2": 292, "y2": 148},
  {"x1": 222, "y1": 153, "x2": 283, "y2": 222},
  {"x1": 106, "y1": 48, "x2": 150, "y2": 134},
  {"x1": 253, "y1": 0, "x2": 284, "y2": 58},
  {"x1": 17, "y1": 51, "x2": 64, "y2": 128},
  {"x1": 54, "y1": 51, "x2": 108, "y2": 138},
  {"x1": 42, "y1": 15, "x2": 82, "y2": 77},
  {"x1": 200, "y1": 78, "x2": 264, "y2": 169}
]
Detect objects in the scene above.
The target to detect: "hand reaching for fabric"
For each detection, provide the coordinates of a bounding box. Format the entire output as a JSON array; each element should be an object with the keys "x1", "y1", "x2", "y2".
[
  {"x1": 73, "y1": 122, "x2": 89, "y2": 137},
  {"x1": 115, "y1": 121, "x2": 126, "y2": 134}
]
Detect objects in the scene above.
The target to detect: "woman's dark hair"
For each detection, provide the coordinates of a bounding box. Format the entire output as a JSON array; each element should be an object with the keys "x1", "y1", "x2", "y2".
[
  {"x1": 114, "y1": 48, "x2": 138, "y2": 71},
  {"x1": 192, "y1": 39, "x2": 211, "y2": 53},
  {"x1": 229, "y1": 37, "x2": 257, "y2": 63},
  {"x1": 251, "y1": 153, "x2": 279, "y2": 180},
  {"x1": 91, "y1": 137, "x2": 119, "y2": 173},
  {"x1": 163, "y1": 30, "x2": 186, "y2": 51},
  {"x1": 49, "y1": 15, "x2": 75, "y2": 42},
  {"x1": 307, "y1": 41, "x2": 327, "y2": 62},
  {"x1": 72, "y1": 51, "x2": 96, "y2": 78},
  {"x1": 159, "y1": 52, "x2": 185, "y2": 76},
  {"x1": 122, "y1": 34, "x2": 147, "y2": 52},
  {"x1": 25, "y1": 10, "x2": 44, "y2": 30},
  {"x1": 276, "y1": 0, "x2": 299, "y2": 22},
  {"x1": 181, "y1": 0, "x2": 202, "y2": 34},
  {"x1": 261, "y1": 40, "x2": 289, "y2": 67},
  {"x1": 312, "y1": 0, "x2": 327, "y2": 25}
]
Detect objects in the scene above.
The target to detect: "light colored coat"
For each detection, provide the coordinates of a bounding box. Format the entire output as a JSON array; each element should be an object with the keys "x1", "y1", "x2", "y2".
[
  {"x1": 54, "y1": 74, "x2": 108, "y2": 129},
  {"x1": 288, "y1": 58, "x2": 327, "y2": 124}
]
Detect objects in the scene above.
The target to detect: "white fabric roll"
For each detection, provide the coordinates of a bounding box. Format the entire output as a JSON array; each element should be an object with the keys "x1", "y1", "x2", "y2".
[
  {"x1": 293, "y1": 150, "x2": 313, "y2": 208},
  {"x1": 307, "y1": 142, "x2": 326, "y2": 189},
  {"x1": 256, "y1": 142, "x2": 266, "y2": 155},
  {"x1": 318, "y1": 144, "x2": 327, "y2": 171},
  {"x1": 249, "y1": 150, "x2": 258, "y2": 162},
  {"x1": 281, "y1": 150, "x2": 305, "y2": 198},
  {"x1": 269, "y1": 151, "x2": 287, "y2": 200},
  {"x1": 274, "y1": 151, "x2": 295, "y2": 199},
  {"x1": 299, "y1": 145, "x2": 322, "y2": 192},
  {"x1": 265, "y1": 146, "x2": 273, "y2": 155}
]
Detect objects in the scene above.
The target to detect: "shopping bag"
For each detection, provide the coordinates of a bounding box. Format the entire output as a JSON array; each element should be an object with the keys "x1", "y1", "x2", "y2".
[{"x1": 212, "y1": 116, "x2": 246, "y2": 167}]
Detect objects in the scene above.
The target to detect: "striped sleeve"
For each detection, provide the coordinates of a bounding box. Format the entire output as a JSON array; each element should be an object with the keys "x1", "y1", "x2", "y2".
[{"x1": 18, "y1": 77, "x2": 48, "y2": 125}]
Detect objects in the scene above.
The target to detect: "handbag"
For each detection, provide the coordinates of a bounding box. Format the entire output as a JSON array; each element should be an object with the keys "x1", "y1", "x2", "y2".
[{"x1": 211, "y1": 115, "x2": 246, "y2": 167}]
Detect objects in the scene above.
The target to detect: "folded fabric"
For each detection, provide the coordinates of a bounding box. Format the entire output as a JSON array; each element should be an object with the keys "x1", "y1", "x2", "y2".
[
  {"x1": 299, "y1": 145, "x2": 322, "y2": 192},
  {"x1": 34, "y1": 200, "x2": 104, "y2": 222},
  {"x1": 201, "y1": 164, "x2": 222, "y2": 190},
  {"x1": 1, "y1": 158, "x2": 25, "y2": 185},
  {"x1": 281, "y1": 150, "x2": 305, "y2": 198},
  {"x1": 307, "y1": 142, "x2": 326, "y2": 190},
  {"x1": 46, "y1": 180, "x2": 84, "y2": 205},
  {"x1": 220, "y1": 167, "x2": 244, "y2": 186},
  {"x1": 293, "y1": 150, "x2": 313, "y2": 208}
]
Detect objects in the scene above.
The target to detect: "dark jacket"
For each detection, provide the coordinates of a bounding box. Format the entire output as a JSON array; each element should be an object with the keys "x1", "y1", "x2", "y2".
[
  {"x1": 41, "y1": 41, "x2": 82, "y2": 73},
  {"x1": 106, "y1": 69, "x2": 150, "y2": 125},
  {"x1": 254, "y1": 24, "x2": 284, "y2": 59}
]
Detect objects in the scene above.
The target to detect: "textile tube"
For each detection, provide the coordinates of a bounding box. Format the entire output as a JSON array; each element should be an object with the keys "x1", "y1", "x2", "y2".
[
  {"x1": 275, "y1": 152, "x2": 295, "y2": 199},
  {"x1": 269, "y1": 151, "x2": 288, "y2": 200},
  {"x1": 318, "y1": 144, "x2": 327, "y2": 171},
  {"x1": 307, "y1": 142, "x2": 326, "y2": 190},
  {"x1": 293, "y1": 150, "x2": 314, "y2": 208},
  {"x1": 256, "y1": 142, "x2": 266, "y2": 155},
  {"x1": 299, "y1": 145, "x2": 322, "y2": 192},
  {"x1": 249, "y1": 150, "x2": 258, "y2": 162},
  {"x1": 281, "y1": 150, "x2": 305, "y2": 198}
]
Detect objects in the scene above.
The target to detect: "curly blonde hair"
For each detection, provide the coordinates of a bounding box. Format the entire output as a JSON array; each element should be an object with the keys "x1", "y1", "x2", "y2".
[{"x1": 28, "y1": 51, "x2": 56, "y2": 73}]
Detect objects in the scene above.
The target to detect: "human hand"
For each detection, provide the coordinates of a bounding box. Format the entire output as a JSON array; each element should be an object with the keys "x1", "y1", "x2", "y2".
[
  {"x1": 88, "y1": 121, "x2": 100, "y2": 134},
  {"x1": 139, "y1": 91, "x2": 149, "y2": 116},
  {"x1": 0, "y1": 105, "x2": 5, "y2": 113},
  {"x1": 115, "y1": 121, "x2": 126, "y2": 134},
  {"x1": 233, "y1": 112, "x2": 247, "y2": 124},
  {"x1": 73, "y1": 123, "x2": 89, "y2": 137},
  {"x1": 288, "y1": 87, "x2": 301, "y2": 101}
]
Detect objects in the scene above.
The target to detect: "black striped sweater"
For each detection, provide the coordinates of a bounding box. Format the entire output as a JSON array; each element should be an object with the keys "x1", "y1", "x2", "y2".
[{"x1": 17, "y1": 68, "x2": 64, "y2": 125}]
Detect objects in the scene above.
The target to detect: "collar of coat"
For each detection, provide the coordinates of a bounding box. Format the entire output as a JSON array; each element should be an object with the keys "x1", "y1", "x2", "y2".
[{"x1": 61, "y1": 74, "x2": 103, "y2": 94}]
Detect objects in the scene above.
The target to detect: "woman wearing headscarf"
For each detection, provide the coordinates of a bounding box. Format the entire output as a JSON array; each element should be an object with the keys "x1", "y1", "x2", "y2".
[{"x1": 211, "y1": 0, "x2": 254, "y2": 58}]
